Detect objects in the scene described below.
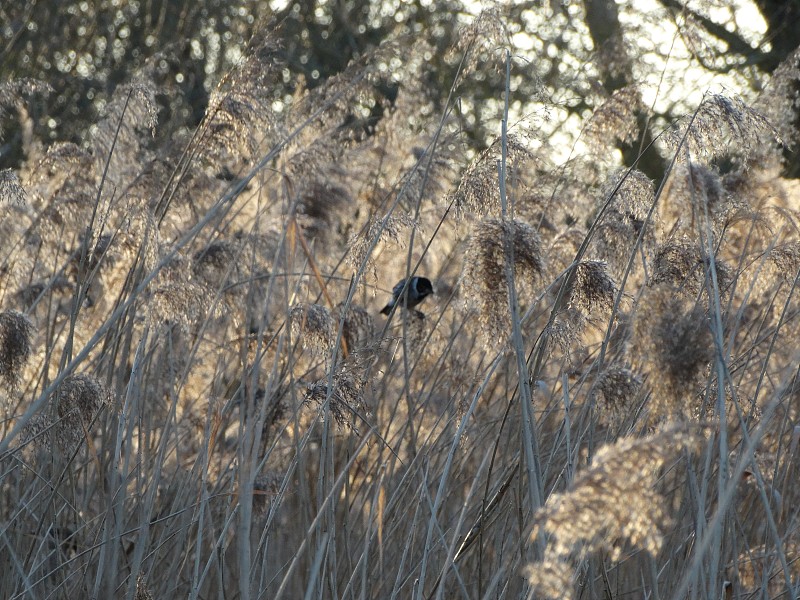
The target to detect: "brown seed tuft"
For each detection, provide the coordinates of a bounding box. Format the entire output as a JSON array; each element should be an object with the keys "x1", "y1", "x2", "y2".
[
  {"x1": 603, "y1": 169, "x2": 654, "y2": 221},
  {"x1": 650, "y1": 240, "x2": 734, "y2": 300},
  {"x1": 333, "y1": 303, "x2": 374, "y2": 353},
  {"x1": 633, "y1": 284, "x2": 713, "y2": 419},
  {"x1": 592, "y1": 365, "x2": 643, "y2": 425},
  {"x1": 290, "y1": 303, "x2": 336, "y2": 358},
  {"x1": 347, "y1": 213, "x2": 416, "y2": 280},
  {"x1": 767, "y1": 242, "x2": 800, "y2": 283},
  {"x1": 55, "y1": 374, "x2": 113, "y2": 440},
  {"x1": 304, "y1": 360, "x2": 369, "y2": 432},
  {"x1": 23, "y1": 374, "x2": 116, "y2": 453},
  {"x1": 0, "y1": 310, "x2": 34, "y2": 392},
  {"x1": 0, "y1": 169, "x2": 26, "y2": 205},
  {"x1": 663, "y1": 94, "x2": 780, "y2": 161},
  {"x1": 567, "y1": 260, "x2": 618, "y2": 316},
  {"x1": 463, "y1": 217, "x2": 544, "y2": 341},
  {"x1": 149, "y1": 280, "x2": 211, "y2": 331},
  {"x1": 526, "y1": 424, "x2": 703, "y2": 599},
  {"x1": 135, "y1": 575, "x2": 154, "y2": 600},
  {"x1": 522, "y1": 558, "x2": 574, "y2": 600},
  {"x1": 193, "y1": 240, "x2": 239, "y2": 290},
  {"x1": 450, "y1": 135, "x2": 534, "y2": 217},
  {"x1": 585, "y1": 87, "x2": 646, "y2": 151}
]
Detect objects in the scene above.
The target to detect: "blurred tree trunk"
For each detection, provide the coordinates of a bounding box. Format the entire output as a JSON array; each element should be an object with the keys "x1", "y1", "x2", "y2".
[
  {"x1": 583, "y1": 0, "x2": 669, "y2": 182},
  {"x1": 754, "y1": 0, "x2": 800, "y2": 70}
]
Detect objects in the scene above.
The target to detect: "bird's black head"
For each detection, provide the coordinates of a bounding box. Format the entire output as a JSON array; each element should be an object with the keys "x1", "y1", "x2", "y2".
[{"x1": 415, "y1": 277, "x2": 434, "y2": 298}]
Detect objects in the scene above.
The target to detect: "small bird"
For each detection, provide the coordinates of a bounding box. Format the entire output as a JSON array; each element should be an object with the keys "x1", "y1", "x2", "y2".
[{"x1": 380, "y1": 276, "x2": 434, "y2": 315}]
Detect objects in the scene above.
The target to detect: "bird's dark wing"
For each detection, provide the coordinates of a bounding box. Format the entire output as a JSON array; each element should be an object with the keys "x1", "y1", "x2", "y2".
[{"x1": 391, "y1": 279, "x2": 408, "y2": 297}]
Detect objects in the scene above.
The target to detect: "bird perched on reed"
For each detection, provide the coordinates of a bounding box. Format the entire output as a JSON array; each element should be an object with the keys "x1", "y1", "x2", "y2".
[{"x1": 380, "y1": 276, "x2": 434, "y2": 315}]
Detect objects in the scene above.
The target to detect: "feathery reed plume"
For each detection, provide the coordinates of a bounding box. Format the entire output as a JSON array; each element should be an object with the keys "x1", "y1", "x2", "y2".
[
  {"x1": 678, "y1": 14, "x2": 726, "y2": 70},
  {"x1": 661, "y1": 162, "x2": 758, "y2": 239},
  {"x1": 29, "y1": 143, "x2": 97, "y2": 237},
  {"x1": 755, "y1": 46, "x2": 800, "y2": 150},
  {"x1": 450, "y1": 135, "x2": 534, "y2": 216},
  {"x1": 399, "y1": 308, "x2": 430, "y2": 357},
  {"x1": 567, "y1": 260, "x2": 617, "y2": 316},
  {"x1": 303, "y1": 359, "x2": 369, "y2": 432},
  {"x1": 767, "y1": 241, "x2": 800, "y2": 283},
  {"x1": 149, "y1": 279, "x2": 211, "y2": 331},
  {"x1": 591, "y1": 211, "x2": 644, "y2": 280},
  {"x1": 117, "y1": 200, "x2": 160, "y2": 268},
  {"x1": 663, "y1": 93, "x2": 781, "y2": 161},
  {"x1": 192, "y1": 240, "x2": 239, "y2": 291},
  {"x1": 90, "y1": 81, "x2": 158, "y2": 183},
  {"x1": 547, "y1": 228, "x2": 585, "y2": 281},
  {"x1": 605, "y1": 168, "x2": 654, "y2": 220},
  {"x1": 649, "y1": 240, "x2": 706, "y2": 291},
  {"x1": 347, "y1": 213, "x2": 416, "y2": 279},
  {"x1": 198, "y1": 26, "x2": 284, "y2": 172},
  {"x1": 53, "y1": 374, "x2": 113, "y2": 451},
  {"x1": 522, "y1": 558, "x2": 574, "y2": 600},
  {"x1": 333, "y1": 303, "x2": 374, "y2": 353},
  {"x1": 545, "y1": 260, "x2": 617, "y2": 356},
  {"x1": 672, "y1": 162, "x2": 725, "y2": 212},
  {"x1": 22, "y1": 374, "x2": 114, "y2": 454},
  {"x1": 591, "y1": 365, "x2": 643, "y2": 425},
  {"x1": 650, "y1": 239, "x2": 734, "y2": 300},
  {"x1": 462, "y1": 217, "x2": 544, "y2": 341},
  {"x1": 524, "y1": 424, "x2": 703, "y2": 599},
  {"x1": 444, "y1": 8, "x2": 510, "y2": 89},
  {"x1": 584, "y1": 86, "x2": 646, "y2": 151},
  {"x1": 0, "y1": 169, "x2": 26, "y2": 205},
  {"x1": 0, "y1": 310, "x2": 34, "y2": 392},
  {"x1": 590, "y1": 169, "x2": 655, "y2": 279},
  {"x1": 544, "y1": 307, "x2": 585, "y2": 356},
  {"x1": 290, "y1": 303, "x2": 336, "y2": 358},
  {"x1": 135, "y1": 575, "x2": 154, "y2": 600},
  {"x1": 297, "y1": 180, "x2": 352, "y2": 242},
  {"x1": 633, "y1": 284, "x2": 712, "y2": 419},
  {"x1": 394, "y1": 139, "x2": 460, "y2": 211},
  {"x1": 287, "y1": 38, "x2": 394, "y2": 136},
  {"x1": 0, "y1": 78, "x2": 52, "y2": 140}
]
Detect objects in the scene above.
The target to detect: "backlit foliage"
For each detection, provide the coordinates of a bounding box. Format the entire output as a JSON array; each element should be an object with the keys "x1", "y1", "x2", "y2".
[{"x1": 0, "y1": 5, "x2": 799, "y2": 600}]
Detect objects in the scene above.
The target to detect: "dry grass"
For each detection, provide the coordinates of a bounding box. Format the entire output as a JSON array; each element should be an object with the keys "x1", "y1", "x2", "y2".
[{"x1": 1, "y1": 14, "x2": 800, "y2": 600}]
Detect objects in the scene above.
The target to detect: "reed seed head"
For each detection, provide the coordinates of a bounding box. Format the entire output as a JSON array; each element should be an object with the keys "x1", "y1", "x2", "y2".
[
  {"x1": 450, "y1": 135, "x2": 533, "y2": 217},
  {"x1": 135, "y1": 575, "x2": 154, "y2": 600},
  {"x1": 0, "y1": 169, "x2": 26, "y2": 205},
  {"x1": 334, "y1": 302, "x2": 374, "y2": 353},
  {"x1": 526, "y1": 425, "x2": 703, "y2": 598},
  {"x1": 592, "y1": 365, "x2": 643, "y2": 425},
  {"x1": 585, "y1": 87, "x2": 646, "y2": 151},
  {"x1": 663, "y1": 94, "x2": 780, "y2": 161},
  {"x1": 0, "y1": 310, "x2": 34, "y2": 392},
  {"x1": 290, "y1": 303, "x2": 336, "y2": 358},
  {"x1": 567, "y1": 260, "x2": 618, "y2": 316},
  {"x1": 463, "y1": 217, "x2": 544, "y2": 341},
  {"x1": 633, "y1": 284, "x2": 713, "y2": 418},
  {"x1": 304, "y1": 360, "x2": 369, "y2": 432},
  {"x1": 50, "y1": 374, "x2": 113, "y2": 452}
]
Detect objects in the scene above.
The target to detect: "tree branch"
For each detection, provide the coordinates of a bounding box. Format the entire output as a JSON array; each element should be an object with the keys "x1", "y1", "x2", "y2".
[{"x1": 657, "y1": 0, "x2": 769, "y2": 62}]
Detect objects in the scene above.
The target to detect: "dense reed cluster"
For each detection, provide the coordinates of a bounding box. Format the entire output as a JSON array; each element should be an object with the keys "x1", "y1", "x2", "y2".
[{"x1": 1, "y1": 7, "x2": 799, "y2": 600}]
